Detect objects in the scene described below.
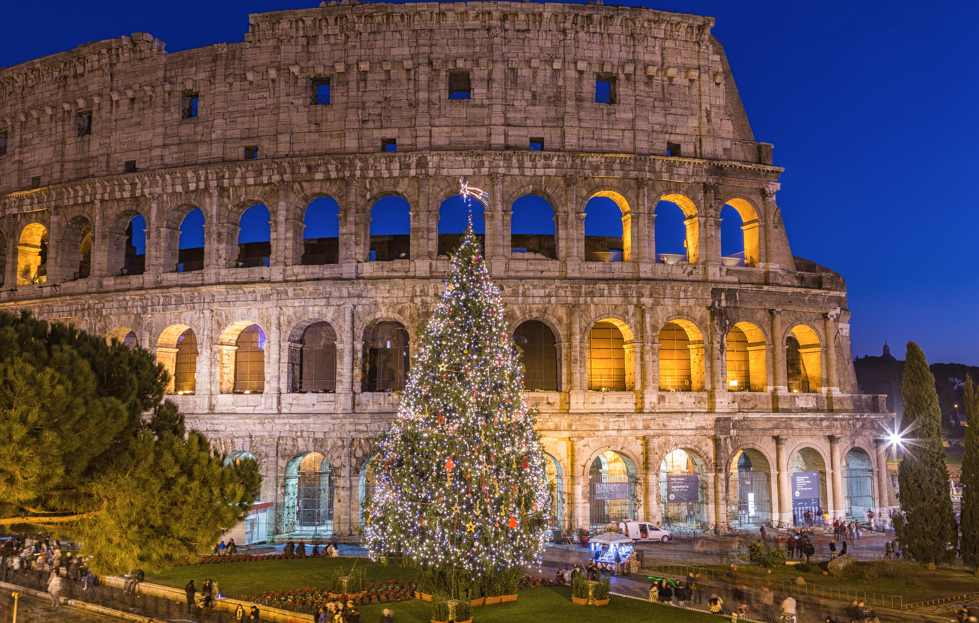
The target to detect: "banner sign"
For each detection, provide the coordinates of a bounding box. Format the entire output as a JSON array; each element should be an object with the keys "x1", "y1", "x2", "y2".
[
  {"x1": 594, "y1": 482, "x2": 630, "y2": 500},
  {"x1": 666, "y1": 475, "x2": 699, "y2": 503},
  {"x1": 791, "y1": 470, "x2": 822, "y2": 521}
]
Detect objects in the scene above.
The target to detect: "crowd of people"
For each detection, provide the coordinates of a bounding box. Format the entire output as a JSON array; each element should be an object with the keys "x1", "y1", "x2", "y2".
[
  {"x1": 282, "y1": 540, "x2": 342, "y2": 557},
  {"x1": 0, "y1": 535, "x2": 98, "y2": 607}
]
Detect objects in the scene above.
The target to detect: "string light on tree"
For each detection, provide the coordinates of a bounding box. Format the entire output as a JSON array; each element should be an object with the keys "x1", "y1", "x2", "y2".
[{"x1": 363, "y1": 181, "x2": 551, "y2": 590}]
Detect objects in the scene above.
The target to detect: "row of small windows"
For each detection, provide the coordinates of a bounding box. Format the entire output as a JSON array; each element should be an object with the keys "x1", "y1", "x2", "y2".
[
  {"x1": 1, "y1": 193, "x2": 755, "y2": 287},
  {"x1": 144, "y1": 319, "x2": 821, "y2": 397}
]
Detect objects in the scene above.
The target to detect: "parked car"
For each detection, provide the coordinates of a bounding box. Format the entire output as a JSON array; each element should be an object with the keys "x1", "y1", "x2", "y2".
[{"x1": 618, "y1": 521, "x2": 671, "y2": 542}]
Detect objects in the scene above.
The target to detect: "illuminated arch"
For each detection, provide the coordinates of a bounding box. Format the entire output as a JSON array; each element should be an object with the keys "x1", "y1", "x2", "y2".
[
  {"x1": 726, "y1": 321, "x2": 767, "y2": 392},
  {"x1": 724, "y1": 197, "x2": 761, "y2": 267},
  {"x1": 786, "y1": 324, "x2": 821, "y2": 393},
  {"x1": 658, "y1": 318, "x2": 705, "y2": 391},
  {"x1": 588, "y1": 450, "x2": 638, "y2": 531},
  {"x1": 586, "y1": 317, "x2": 636, "y2": 391},
  {"x1": 728, "y1": 446, "x2": 774, "y2": 525},
  {"x1": 61, "y1": 215, "x2": 92, "y2": 281},
  {"x1": 659, "y1": 448, "x2": 709, "y2": 527},
  {"x1": 218, "y1": 321, "x2": 266, "y2": 394},
  {"x1": 584, "y1": 190, "x2": 632, "y2": 262},
  {"x1": 16, "y1": 223, "x2": 48, "y2": 285},
  {"x1": 514, "y1": 320, "x2": 559, "y2": 391},
  {"x1": 106, "y1": 326, "x2": 138, "y2": 350},
  {"x1": 657, "y1": 193, "x2": 699, "y2": 264},
  {"x1": 788, "y1": 446, "x2": 829, "y2": 525},
  {"x1": 157, "y1": 324, "x2": 198, "y2": 394},
  {"x1": 283, "y1": 452, "x2": 334, "y2": 536},
  {"x1": 362, "y1": 320, "x2": 409, "y2": 392}
]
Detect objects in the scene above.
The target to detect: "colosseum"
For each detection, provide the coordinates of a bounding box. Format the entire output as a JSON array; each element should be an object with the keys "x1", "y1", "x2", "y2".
[{"x1": 0, "y1": 0, "x2": 895, "y2": 543}]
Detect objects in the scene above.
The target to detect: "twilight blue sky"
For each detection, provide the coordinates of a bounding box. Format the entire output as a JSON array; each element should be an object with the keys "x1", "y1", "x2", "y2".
[{"x1": 2, "y1": 0, "x2": 977, "y2": 365}]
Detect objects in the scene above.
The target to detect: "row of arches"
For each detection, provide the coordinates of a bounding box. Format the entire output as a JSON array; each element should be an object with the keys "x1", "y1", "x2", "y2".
[
  {"x1": 3, "y1": 189, "x2": 762, "y2": 286},
  {"x1": 119, "y1": 316, "x2": 824, "y2": 395}
]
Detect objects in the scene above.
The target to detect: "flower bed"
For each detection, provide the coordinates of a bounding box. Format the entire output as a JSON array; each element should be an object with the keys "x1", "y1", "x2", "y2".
[
  {"x1": 518, "y1": 575, "x2": 561, "y2": 589},
  {"x1": 173, "y1": 553, "x2": 352, "y2": 566},
  {"x1": 248, "y1": 579, "x2": 418, "y2": 610}
]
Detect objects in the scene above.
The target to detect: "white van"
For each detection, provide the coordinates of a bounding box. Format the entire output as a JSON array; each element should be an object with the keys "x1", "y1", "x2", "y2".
[{"x1": 618, "y1": 521, "x2": 671, "y2": 543}]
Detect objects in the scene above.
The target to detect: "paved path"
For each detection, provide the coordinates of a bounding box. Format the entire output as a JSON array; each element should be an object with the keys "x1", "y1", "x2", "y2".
[{"x1": 1, "y1": 592, "x2": 135, "y2": 623}]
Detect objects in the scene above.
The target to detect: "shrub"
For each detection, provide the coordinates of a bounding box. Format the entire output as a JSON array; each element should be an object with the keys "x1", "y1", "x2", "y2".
[
  {"x1": 594, "y1": 576, "x2": 611, "y2": 600},
  {"x1": 431, "y1": 595, "x2": 450, "y2": 622},
  {"x1": 571, "y1": 573, "x2": 588, "y2": 599},
  {"x1": 796, "y1": 563, "x2": 811, "y2": 573},
  {"x1": 455, "y1": 598, "x2": 472, "y2": 621},
  {"x1": 739, "y1": 538, "x2": 786, "y2": 568},
  {"x1": 499, "y1": 567, "x2": 522, "y2": 595},
  {"x1": 859, "y1": 565, "x2": 880, "y2": 584}
]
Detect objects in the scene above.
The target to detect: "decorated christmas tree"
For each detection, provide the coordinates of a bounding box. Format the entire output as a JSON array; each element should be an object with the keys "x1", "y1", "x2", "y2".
[{"x1": 363, "y1": 204, "x2": 551, "y2": 595}]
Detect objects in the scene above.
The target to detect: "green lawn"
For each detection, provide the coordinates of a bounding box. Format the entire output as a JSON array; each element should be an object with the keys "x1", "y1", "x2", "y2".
[
  {"x1": 947, "y1": 446, "x2": 965, "y2": 466},
  {"x1": 697, "y1": 561, "x2": 979, "y2": 604},
  {"x1": 149, "y1": 557, "x2": 415, "y2": 597},
  {"x1": 360, "y1": 586, "x2": 716, "y2": 623}
]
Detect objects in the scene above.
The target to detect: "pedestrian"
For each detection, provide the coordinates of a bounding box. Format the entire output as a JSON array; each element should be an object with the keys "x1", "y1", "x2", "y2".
[
  {"x1": 829, "y1": 540, "x2": 836, "y2": 560},
  {"x1": 284, "y1": 540, "x2": 295, "y2": 556},
  {"x1": 855, "y1": 525, "x2": 862, "y2": 541},
  {"x1": 884, "y1": 540, "x2": 892, "y2": 559},
  {"x1": 709, "y1": 594, "x2": 724, "y2": 614},
  {"x1": 249, "y1": 605, "x2": 261, "y2": 621},
  {"x1": 317, "y1": 606, "x2": 328, "y2": 623},
  {"x1": 312, "y1": 543, "x2": 321, "y2": 557},
  {"x1": 840, "y1": 540, "x2": 848, "y2": 555},
  {"x1": 833, "y1": 520, "x2": 840, "y2": 540},
  {"x1": 781, "y1": 596, "x2": 797, "y2": 623},
  {"x1": 787, "y1": 534, "x2": 797, "y2": 559},
  {"x1": 236, "y1": 604, "x2": 247, "y2": 622},
  {"x1": 636, "y1": 548, "x2": 645, "y2": 569},
  {"x1": 185, "y1": 580, "x2": 197, "y2": 613},
  {"x1": 689, "y1": 573, "x2": 701, "y2": 604},
  {"x1": 228, "y1": 539, "x2": 238, "y2": 556},
  {"x1": 201, "y1": 592, "x2": 214, "y2": 622},
  {"x1": 649, "y1": 583, "x2": 659, "y2": 603},
  {"x1": 48, "y1": 570, "x2": 64, "y2": 608},
  {"x1": 297, "y1": 540, "x2": 306, "y2": 557},
  {"x1": 803, "y1": 540, "x2": 815, "y2": 563},
  {"x1": 760, "y1": 526, "x2": 767, "y2": 543}
]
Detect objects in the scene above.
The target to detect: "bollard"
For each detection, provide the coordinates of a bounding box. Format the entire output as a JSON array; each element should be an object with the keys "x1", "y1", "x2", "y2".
[{"x1": 11, "y1": 592, "x2": 20, "y2": 623}]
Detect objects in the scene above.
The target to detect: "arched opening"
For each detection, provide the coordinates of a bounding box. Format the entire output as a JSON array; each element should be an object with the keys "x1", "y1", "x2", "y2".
[
  {"x1": 369, "y1": 196, "x2": 411, "y2": 261},
  {"x1": 438, "y1": 194, "x2": 484, "y2": 256},
  {"x1": 157, "y1": 325, "x2": 198, "y2": 394},
  {"x1": 106, "y1": 327, "x2": 139, "y2": 350},
  {"x1": 720, "y1": 204, "x2": 745, "y2": 267},
  {"x1": 786, "y1": 325, "x2": 821, "y2": 393},
  {"x1": 510, "y1": 195, "x2": 557, "y2": 259},
  {"x1": 301, "y1": 197, "x2": 340, "y2": 265},
  {"x1": 660, "y1": 449, "x2": 707, "y2": 527},
  {"x1": 655, "y1": 195, "x2": 698, "y2": 264},
  {"x1": 587, "y1": 319, "x2": 635, "y2": 391},
  {"x1": 177, "y1": 208, "x2": 205, "y2": 272},
  {"x1": 544, "y1": 453, "x2": 564, "y2": 529},
  {"x1": 724, "y1": 199, "x2": 761, "y2": 267},
  {"x1": 362, "y1": 321, "x2": 409, "y2": 392},
  {"x1": 121, "y1": 215, "x2": 146, "y2": 275},
  {"x1": 513, "y1": 320, "x2": 558, "y2": 391},
  {"x1": 359, "y1": 455, "x2": 378, "y2": 526},
  {"x1": 726, "y1": 322, "x2": 767, "y2": 392},
  {"x1": 728, "y1": 448, "x2": 773, "y2": 526},
  {"x1": 237, "y1": 204, "x2": 271, "y2": 268},
  {"x1": 584, "y1": 193, "x2": 630, "y2": 262},
  {"x1": 225, "y1": 451, "x2": 269, "y2": 544},
  {"x1": 16, "y1": 223, "x2": 48, "y2": 285},
  {"x1": 61, "y1": 216, "x2": 92, "y2": 280},
  {"x1": 225, "y1": 452, "x2": 261, "y2": 501},
  {"x1": 284, "y1": 452, "x2": 334, "y2": 536},
  {"x1": 790, "y1": 447, "x2": 829, "y2": 526},
  {"x1": 234, "y1": 325, "x2": 266, "y2": 393},
  {"x1": 844, "y1": 448, "x2": 875, "y2": 522},
  {"x1": 659, "y1": 320, "x2": 705, "y2": 391},
  {"x1": 588, "y1": 451, "x2": 637, "y2": 532},
  {"x1": 289, "y1": 321, "x2": 337, "y2": 393}
]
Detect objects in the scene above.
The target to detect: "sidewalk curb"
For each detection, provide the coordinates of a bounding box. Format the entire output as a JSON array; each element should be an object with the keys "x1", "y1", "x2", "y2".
[{"x1": 0, "y1": 581, "x2": 156, "y2": 622}]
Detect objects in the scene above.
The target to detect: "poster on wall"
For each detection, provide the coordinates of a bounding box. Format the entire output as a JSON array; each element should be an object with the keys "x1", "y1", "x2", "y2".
[
  {"x1": 594, "y1": 482, "x2": 630, "y2": 500},
  {"x1": 791, "y1": 470, "x2": 822, "y2": 524},
  {"x1": 666, "y1": 475, "x2": 699, "y2": 503}
]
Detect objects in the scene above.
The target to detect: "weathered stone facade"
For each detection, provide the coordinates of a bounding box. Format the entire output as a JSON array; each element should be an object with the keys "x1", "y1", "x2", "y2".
[{"x1": 0, "y1": 1, "x2": 894, "y2": 541}]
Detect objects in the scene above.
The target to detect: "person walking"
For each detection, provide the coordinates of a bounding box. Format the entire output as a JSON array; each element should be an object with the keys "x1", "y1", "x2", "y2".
[
  {"x1": 689, "y1": 573, "x2": 701, "y2": 605},
  {"x1": 228, "y1": 539, "x2": 238, "y2": 556},
  {"x1": 760, "y1": 526, "x2": 767, "y2": 543},
  {"x1": 185, "y1": 580, "x2": 197, "y2": 613},
  {"x1": 884, "y1": 540, "x2": 892, "y2": 559},
  {"x1": 829, "y1": 540, "x2": 837, "y2": 560},
  {"x1": 781, "y1": 596, "x2": 797, "y2": 623},
  {"x1": 48, "y1": 570, "x2": 64, "y2": 608},
  {"x1": 855, "y1": 524, "x2": 862, "y2": 541},
  {"x1": 803, "y1": 540, "x2": 815, "y2": 563}
]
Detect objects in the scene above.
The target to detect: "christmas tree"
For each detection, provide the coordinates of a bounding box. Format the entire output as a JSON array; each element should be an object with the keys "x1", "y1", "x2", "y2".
[
  {"x1": 961, "y1": 374, "x2": 979, "y2": 572},
  {"x1": 363, "y1": 208, "x2": 551, "y2": 595},
  {"x1": 896, "y1": 342, "x2": 957, "y2": 569}
]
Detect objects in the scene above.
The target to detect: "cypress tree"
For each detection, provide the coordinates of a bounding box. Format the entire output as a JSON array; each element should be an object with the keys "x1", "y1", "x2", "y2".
[
  {"x1": 896, "y1": 342, "x2": 957, "y2": 569},
  {"x1": 961, "y1": 374, "x2": 979, "y2": 572}
]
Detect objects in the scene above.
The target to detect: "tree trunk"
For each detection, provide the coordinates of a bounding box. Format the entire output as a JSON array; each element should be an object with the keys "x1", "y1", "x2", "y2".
[{"x1": 927, "y1": 562, "x2": 936, "y2": 571}]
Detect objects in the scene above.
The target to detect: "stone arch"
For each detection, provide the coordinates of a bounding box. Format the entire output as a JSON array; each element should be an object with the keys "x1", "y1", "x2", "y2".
[
  {"x1": 286, "y1": 318, "x2": 338, "y2": 393},
  {"x1": 368, "y1": 194, "x2": 412, "y2": 262},
  {"x1": 659, "y1": 446, "x2": 710, "y2": 526},
  {"x1": 437, "y1": 193, "x2": 484, "y2": 256},
  {"x1": 16, "y1": 222, "x2": 48, "y2": 285},
  {"x1": 513, "y1": 319, "x2": 560, "y2": 392},
  {"x1": 543, "y1": 452, "x2": 565, "y2": 529},
  {"x1": 106, "y1": 326, "x2": 138, "y2": 350},
  {"x1": 157, "y1": 324, "x2": 198, "y2": 394},
  {"x1": 61, "y1": 214, "x2": 92, "y2": 280},
  {"x1": 283, "y1": 451, "x2": 335, "y2": 536},
  {"x1": 842, "y1": 444, "x2": 876, "y2": 521},
  {"x1": 233, "y1": 202, "x2": 272, "y2": 269},
  {"x1": 726, "y1": 321, "x2": 768, "y2": 393},
  {"x1": 658, "y1": 317, "x2": 706, "y2": 392},
  {"x1": 107, "y1": 209, "x2": 148, "y2": 276},
  {"x1": 510, "y1": 194, "x2": 558, "y2": 260},
  {"x1": 656, "y1": 193, "x2": 699, "y2": 264},
  {"x1": 164, "y1": 204, "x2": 206, "y2": 273},
  {"x1": 217, "y1": 320, "x2": 267, "y2": 394},
  {"x1": 585, "y1": 316, "x2": 636, "y2": 391},
  {"x1": 787, "y1": 444, "x2": 829, "y2": 525},
  {"x1": 587, "y1": 449, "x2": 639, "y2": 531},
  {"x1": 786, "y1": 323, "x2": 822, "y2": 393},
  {"x1": 298, "y1": 195, "x2": 341, "y2": 266},
  {"x1": 584, "y1": 189, "x2": 632, "y2": 262},
  {"x1": 358, "y1": 453, "x2": 379, "y2": 526},
  {"x1": 362, "y1": 319, "x2": 410, "y2": 392},
  {"x1": 722, "y1": 196, "x2": 762, "y2": 267},
  {"x1": 728, "y1": 444, "x2": 775, "y2": 526}
]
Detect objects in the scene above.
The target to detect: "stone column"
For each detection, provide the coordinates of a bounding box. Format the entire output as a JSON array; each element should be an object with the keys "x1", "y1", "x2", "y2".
[
  {"x1": 829, "y1": 435, "x2": 845, "y2": 521},
  {"x1": 714, "y1": 435, "x2": 730, "y2": 527},
  {"x1": 640, "y1": 306, "x2": 654, "y2": 405},
  {"x1": 770, "y1": 309, "x2": 786, "y2": 393},
  {"x1": 266, "y1": 307, "x2": 281, "y2": 410},
  {"x1": 144, "y1": 193, "x2": 162, "y2": 275},
  {"x1": 774, "y1": 436, "x2": 791, "y2": 524},
  {"x1": 875, "y1": 438, "x2": 891, "y2": 512},
  {"x1": 3, "y1": 232, "x2": 17, "y2": 288},
  {"x1": 339, "y1": 304, "x2": 355, "y2": 412},
  {"x1": 824, "y1": 311, "x2": 839, "y2": 394},
  {"x1": 157, "y1": 347, "x2": 179, "y2": 393},
  {"x1": 555, "y1": 212, "x2": 569, "y2": 262},
  {"x1": 198, "y1": 308, "x2": 214, "y2": 398},
  {"x1": 760, "y1": 187, "x2": 776, "y2": 267},
  {"x1": 273, "y1": 183, "x2": 288, "y2": 269},
  {"x1": 644, "y1": 436, "x2": 661, "y2": 525},
  {"x1": 488, "y1": 174, "x2": 506, "y2": 275},
  {"x1": 708, "y1": 305, "x2": 723, "y2": 398},
  {"x1": 568, "y1": 304, "x2": 583, "y2": 392},
  {"x1": 218, "y1": 345, "x2": 237, "y2": 394},
  {"x1": 91, "y1": 199, "x2": 108, "y2": 278},
  {"x1": 567, "y1": 437, "x2": 589, "y2": 532},
  {"x1": 341, "y1": 178, "x2": 358, "y2": 278},
  {"x1": 205, "y1": 187, "x2": 221, "y2": 270},
  {"x1": 563, "y1": 175, "x2": 582, "y2": 276},
  {"x1": 342, "y1": 442, "x2": 354, "y2": 536},
  {"x1": 46, "y1": 207, "x2": 62, "y2": 284},
  {"x1": 633, "y1": 178, "x2": 650, "y2": 265}
]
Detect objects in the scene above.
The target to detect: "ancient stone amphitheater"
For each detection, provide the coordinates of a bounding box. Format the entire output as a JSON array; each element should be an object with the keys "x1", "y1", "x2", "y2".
[{"x1": 0, "y1": 0, "x2": 894, "y2": 543}]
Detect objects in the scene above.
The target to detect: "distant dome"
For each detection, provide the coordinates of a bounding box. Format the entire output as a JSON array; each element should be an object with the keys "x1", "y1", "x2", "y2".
[{"x1": 882, "y1": 341, "x2": 896, "y2": 361}]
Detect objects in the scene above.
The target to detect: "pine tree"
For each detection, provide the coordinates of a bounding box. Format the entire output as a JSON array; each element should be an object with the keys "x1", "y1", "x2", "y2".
[
  {"x1": 363, "y1": 223, "x2": 551, "y2": 595},
  {"x1": 961, "y1": 374, "x2": 979, "y2": 572},
  {"x1": 0, "y1": 311, "x2": 260, "y2": 573},
  {"x1": 896, "y1": 342, "x2": 957, "y2": 569}
]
